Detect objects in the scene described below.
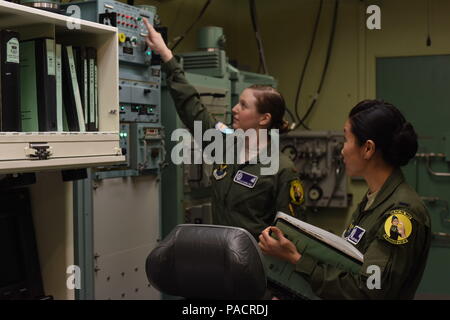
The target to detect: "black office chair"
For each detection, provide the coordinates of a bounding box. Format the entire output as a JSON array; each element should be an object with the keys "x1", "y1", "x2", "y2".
[{"x1": 146, "y1": 224, "x2": 267, "y2": 300}]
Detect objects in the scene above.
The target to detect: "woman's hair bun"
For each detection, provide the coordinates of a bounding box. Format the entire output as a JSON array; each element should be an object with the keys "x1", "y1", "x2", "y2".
[
  {"x1": 386, "y1": 121, "x2": 418, "y2": 167},
  {"x1": 349, "y1": 100, "x2": 418, "y2": 167},
  {"x1": 279, "y1": 119, "x2": 290, "y2": 134}
]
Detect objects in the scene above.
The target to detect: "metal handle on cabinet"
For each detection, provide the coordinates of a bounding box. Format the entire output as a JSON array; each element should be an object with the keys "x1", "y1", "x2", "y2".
[
  {"x1": 416, "y1": 153, "x2": 450, "y2": 177},
  {"x1": 427, "y1": 155, "x2": 450, "y2": 177},
  {"x1": 24, "y1": 143, "x2": 53, "y2": 160}
]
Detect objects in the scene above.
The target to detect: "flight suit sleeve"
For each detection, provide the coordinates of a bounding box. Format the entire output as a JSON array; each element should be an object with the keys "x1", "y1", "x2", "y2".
[
  {"x1": 162, "y1": 57, "x2": 217, "y2": 134},
  {"x1": 294, "y1": 214, "x2": 428, "y2": 299},
  {"x1": 275, "y1": 167, "x2": 304, "y2": 218}
]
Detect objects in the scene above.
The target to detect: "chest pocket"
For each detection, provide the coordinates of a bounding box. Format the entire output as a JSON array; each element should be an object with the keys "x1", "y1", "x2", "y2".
[
  {"x1": 355, "y1": 212, "x2": 389, "y2": 252},
  {"x1": 353, "y1": 202, "x2": 396, "y2": 250},
  {"x1": 229, "y1": 176, "x2": 275, "y2": 216}
]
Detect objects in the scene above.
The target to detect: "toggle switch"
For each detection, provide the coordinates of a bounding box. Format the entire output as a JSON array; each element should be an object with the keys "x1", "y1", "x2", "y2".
[{"x1": 130, "y1": 36, "x2": 138, "y2": 47}]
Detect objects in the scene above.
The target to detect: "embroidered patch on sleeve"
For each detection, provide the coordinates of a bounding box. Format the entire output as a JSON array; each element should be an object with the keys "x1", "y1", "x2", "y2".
[
  {"x1": 213, "y1": 164, "x2": 228, "y2": 180},
  {"x1": 383, "y1": 210, "x2": 413, "y2": 245},
  {"x1": 289, "y1": 179, "x2": 304, "y2": 205}
]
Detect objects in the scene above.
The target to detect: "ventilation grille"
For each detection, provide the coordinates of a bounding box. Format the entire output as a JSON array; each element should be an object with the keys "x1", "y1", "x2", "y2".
[{"x1": 182, "y1": 52, "x2": 221, "y2": 70}]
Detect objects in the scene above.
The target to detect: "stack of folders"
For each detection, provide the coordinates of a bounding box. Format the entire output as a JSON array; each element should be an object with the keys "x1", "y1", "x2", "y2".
[{"x1": 18, "y1": 36, "x2": 99, "y2": 132}]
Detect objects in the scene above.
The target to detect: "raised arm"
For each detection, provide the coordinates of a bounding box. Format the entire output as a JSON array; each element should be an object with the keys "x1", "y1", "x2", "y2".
[{"x1": 143, "y1": 18, "x2": 217, "y2": 134}]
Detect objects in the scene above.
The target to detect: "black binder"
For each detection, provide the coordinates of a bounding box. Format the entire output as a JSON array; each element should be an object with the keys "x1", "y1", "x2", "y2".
[
  {"x1": 73, "y1": 46, "x2": 88, "y2": 128},
  {"x1": 20, "y1": 38, "x2": 57, "y2": 132},
  {"x1": 55, "y1": 43, "x2": 63, "y2": 131},
  {"x1": 86, "y1": 47, "x2": 98, "y2": 131},
  {"x1": 0, "y1": 30, "x2": 21, "y2": 131},
  {"x1": 61, "y1": 45, "x2": 85, "y2": 131}
]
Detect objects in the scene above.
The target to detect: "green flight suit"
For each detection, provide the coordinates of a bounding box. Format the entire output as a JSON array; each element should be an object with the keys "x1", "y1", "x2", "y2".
[
  {"x1": 294, "y1": 168, "x2": 431, "y2": 299},
  {"x1": 163, "y1": 57, "x2": 304, "y2": 239}
]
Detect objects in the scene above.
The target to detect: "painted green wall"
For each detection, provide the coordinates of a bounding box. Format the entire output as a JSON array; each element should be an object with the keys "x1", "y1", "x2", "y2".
[{"x1": 132, "y1": 0, "x2": 450, "y2": 234}]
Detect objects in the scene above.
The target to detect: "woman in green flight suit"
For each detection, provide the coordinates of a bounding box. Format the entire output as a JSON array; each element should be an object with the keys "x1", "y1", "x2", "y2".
[
  {"x1": 143, "y1": 19, "x2": 304, "y2": 239},
  {"x1": 259, "y1": 100, "x2": 431, "y2": 299}
]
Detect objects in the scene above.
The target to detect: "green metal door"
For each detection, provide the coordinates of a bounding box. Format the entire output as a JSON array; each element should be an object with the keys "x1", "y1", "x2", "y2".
[{"x1": 377, "y1": 55, "x2": 450, "y2": 299}]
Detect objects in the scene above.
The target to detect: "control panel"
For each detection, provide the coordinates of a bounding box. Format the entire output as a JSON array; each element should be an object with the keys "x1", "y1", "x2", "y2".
[
  {"x1": 63, "y1": 0, "x2": 153, "y2": 65},
  {"x1": 129, "y1": 123, "x2": 165, "y2": 172},
  {"x1": 119, "y1": 78, "x2": 161, "y2": 123},
  {"x1": 281, "y1": 130, "x2": 348, "y2": 209},
  {"x1": 119, "y1": 123, "x2": 131, "y2": 167},
  {"x1": 62, "y1": 0, "x2": 165, "y2": 177}
]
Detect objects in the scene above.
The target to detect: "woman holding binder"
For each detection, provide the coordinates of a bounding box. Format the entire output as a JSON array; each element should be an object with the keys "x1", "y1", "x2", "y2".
[
  {"x1": 143, "y1": 19, "x2": 305, "y2": 240},
  {"x1": 259, "y1": 100, "x2": 431, "y2": 299}
]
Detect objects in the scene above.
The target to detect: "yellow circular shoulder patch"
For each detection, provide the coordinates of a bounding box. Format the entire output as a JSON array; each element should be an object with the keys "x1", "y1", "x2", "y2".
[
  {"x1": 290, "y1": 179, "x2": 304, "y2": 205},
  {"x1": 383, "y1": 210, "x2": 413, "y2": 244}
]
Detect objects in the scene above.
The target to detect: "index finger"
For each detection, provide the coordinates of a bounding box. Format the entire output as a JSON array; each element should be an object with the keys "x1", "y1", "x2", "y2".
[{"x1": 142, "y1": 18, "x2": 156, "y2": 34}]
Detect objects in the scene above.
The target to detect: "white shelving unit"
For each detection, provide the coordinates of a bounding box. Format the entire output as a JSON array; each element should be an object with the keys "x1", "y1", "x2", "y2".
[
  {"x1": 0, "y1": 1, "x2": 124, "y2": 299},
  {"x1": 0, "y1": 1, "x2": 125, "y2": 173}
]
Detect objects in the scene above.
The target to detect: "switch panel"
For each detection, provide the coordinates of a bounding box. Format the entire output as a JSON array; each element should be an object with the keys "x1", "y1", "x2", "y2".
[{"x1": 62, "y1": 0, "x2": 155, "y2": 65}]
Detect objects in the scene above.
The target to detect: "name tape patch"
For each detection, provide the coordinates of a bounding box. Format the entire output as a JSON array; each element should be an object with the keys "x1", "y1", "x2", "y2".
[{"x1": 233, "y1": 170, "x2": 258, "y2": 188}]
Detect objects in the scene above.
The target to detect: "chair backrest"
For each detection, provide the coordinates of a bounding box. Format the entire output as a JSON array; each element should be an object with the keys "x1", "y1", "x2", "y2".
[{"x1": 146, "y1": 224, "x2": 267, "y2": 300}]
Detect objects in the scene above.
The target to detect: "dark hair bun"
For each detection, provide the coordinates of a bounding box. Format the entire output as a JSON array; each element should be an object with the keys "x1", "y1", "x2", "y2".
[
  {"x1": 349, "y1": 100, "x2": 418, "y2": 167},
  {"x1": 279, "y1": 119, "x2": 290, "y2": 134},
  {"x1": 386, "y1": 122, "x2": 418, "y2": 167}
]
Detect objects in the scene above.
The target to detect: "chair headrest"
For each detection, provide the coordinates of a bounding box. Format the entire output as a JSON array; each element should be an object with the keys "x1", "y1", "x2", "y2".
[{"x1": 146, "y1": 224, "x2": 267, "y2": 300}]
